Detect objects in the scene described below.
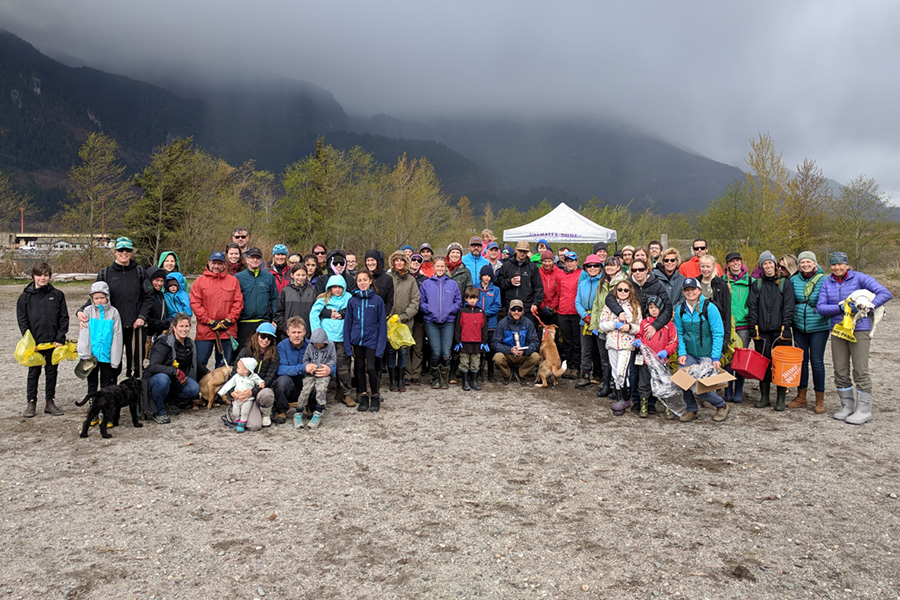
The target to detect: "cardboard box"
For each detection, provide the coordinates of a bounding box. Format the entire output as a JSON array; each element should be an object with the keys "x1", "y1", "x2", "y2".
[{"x1": 670, "y1": 366, "x2": 736, "y2": 394}]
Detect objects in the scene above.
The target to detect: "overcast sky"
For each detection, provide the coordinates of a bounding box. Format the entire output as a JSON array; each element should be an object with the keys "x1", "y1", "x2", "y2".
[{"x1": 2, "y1": 0, "x2": 899, "y2": 197}]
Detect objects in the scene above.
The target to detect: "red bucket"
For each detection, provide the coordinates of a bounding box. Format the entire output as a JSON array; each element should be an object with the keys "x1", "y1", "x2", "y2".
[{"x1": 732, "y1": 347, "x2": 770, "y2": 380}]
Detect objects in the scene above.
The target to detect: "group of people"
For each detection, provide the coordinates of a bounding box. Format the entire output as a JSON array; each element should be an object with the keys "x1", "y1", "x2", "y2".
[{"x1": 16, "y1": 226, "x2": 891, "y2": 431}]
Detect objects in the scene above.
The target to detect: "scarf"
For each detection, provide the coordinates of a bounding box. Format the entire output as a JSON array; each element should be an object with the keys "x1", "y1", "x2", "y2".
[{"x1": 446, "y1": 258, "x2": 463, "y2": 273}]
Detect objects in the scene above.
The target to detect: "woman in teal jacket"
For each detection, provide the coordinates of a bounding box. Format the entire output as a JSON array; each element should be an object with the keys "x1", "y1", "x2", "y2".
[
  {"x1": 310, "y1": 275, "x2": 354, "y2": 406},
  {"x1": 787, "y1": 251, "x2": 830, "y2": 413}
]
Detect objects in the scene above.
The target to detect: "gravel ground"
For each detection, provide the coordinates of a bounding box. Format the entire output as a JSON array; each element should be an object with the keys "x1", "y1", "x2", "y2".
[{"x1": 2, "y1": 282, "x2": 899, "y2": 600}]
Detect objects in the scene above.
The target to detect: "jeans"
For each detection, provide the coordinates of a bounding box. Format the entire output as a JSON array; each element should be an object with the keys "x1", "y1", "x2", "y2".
[
  {"x1": 681, "y1": 354, "x2": 725, "y2": 412},
  {"x1": 386, "y1": 346, "x2": 408, "y2": 369},
  {"x1": 794, "y1": 329, "x2": 828, "y2": 392},
  {"x1": 196, "y1": 339, "x2": 233, "y2": 370},
  {"x1": 148, "y1": 373, "x2": 200, "y2": 415},
  {"x1": 424, "y1": 321, "x2": 454, "y2": 365}
]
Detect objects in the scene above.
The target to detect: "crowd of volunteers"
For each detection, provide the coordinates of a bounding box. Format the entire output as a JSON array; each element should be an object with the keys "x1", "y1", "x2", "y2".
[{"x1": 17, "y1": 225, "x2": 892, "y2": 430}]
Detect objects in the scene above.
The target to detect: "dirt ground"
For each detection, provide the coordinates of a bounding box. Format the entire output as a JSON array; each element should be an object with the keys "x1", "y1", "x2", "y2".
[{"x1": 2, "y1": 281, "x2": 899, "y2": 600}]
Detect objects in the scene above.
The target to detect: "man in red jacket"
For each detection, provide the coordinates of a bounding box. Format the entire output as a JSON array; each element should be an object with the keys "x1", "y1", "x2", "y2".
[
  {"x1": 190, "y1": 251, "x2": 244, "y2": 368},
  {"x1": 679, "y1": 238, "x2": 722, "y2": 278}
]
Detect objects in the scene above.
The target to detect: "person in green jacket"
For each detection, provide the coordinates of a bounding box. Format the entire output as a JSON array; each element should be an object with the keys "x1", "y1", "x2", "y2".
[
  {"x1": 787, "y1": 251, "x2": 830, "y2": 413},
  {"x1": 724, "y1": 251, "x2": 752, "y2": 402}
]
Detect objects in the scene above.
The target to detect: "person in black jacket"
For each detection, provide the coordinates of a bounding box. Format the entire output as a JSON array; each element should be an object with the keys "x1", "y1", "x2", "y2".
[
  {"x1": 229, "y1": 323, "x2": 280, "y2": 429},
  {"x1": 314, "y1": 249, "x2": 355, "y2": 296},
  {"x1": 496, "y1": 240, "x2": 544, "y2": 329},
  {"x1": 748, "y1": 251, "x2": 796, "y2": 411},
  {"x1": 16, "y1": 262, "x2": 69, "y2": 417},
  {"x1": 77, "y1": 237, "x2": 151, "y2": 380},
  {"x1": 144, "y1": 268, "x2": 169, "y2": 339},
  {"x1": 364, "y1": 249, "x2": 394, "y2": 316},
  {"x1": 142, "y1": 313, "x2": 207, "y2": 424}
]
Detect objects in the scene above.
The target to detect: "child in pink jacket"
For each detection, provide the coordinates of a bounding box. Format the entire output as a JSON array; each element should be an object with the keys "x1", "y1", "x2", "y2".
[{"x1": 633, "y1": 296, "x2": 678, "y2": 419}]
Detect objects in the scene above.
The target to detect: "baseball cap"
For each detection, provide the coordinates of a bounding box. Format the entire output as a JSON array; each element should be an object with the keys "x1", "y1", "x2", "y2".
[
  {"x1": 419, "y1": 242, "x2": 433, "y2": 252},
  {"x1": 487, "y1": 241, "x2": 500, "y2": 250},
  {"x1": 563, "y1": 251, "x2": 577, "y2": 261},
  {"x1": 209, "y1": 251, "x2": 226, "y2": 262},
  {"x1": 245, "y1": 247, "x2": 263, "y2": 258},
  {"x1": 725, "y1": 252, "x2": 742, "y2": 263},
  {"x1": 509, "y1": 299, "x2": 524, "y2": 310},
  {"x1": 256, "y1": 322, "x2": 277, "y2": 338},
  {"x1": 115, "y1": 237, "x2": 133, "y2": 251},
  {"x1": 469, "y1": 236, "x2": 483, "y2": 246},
  {"x1": 682, "y1": 277, "x2": 700, "y2": 289}
]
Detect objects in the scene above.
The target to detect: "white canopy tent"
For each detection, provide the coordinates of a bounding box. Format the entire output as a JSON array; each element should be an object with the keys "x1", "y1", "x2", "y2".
[{"x1": 502, "y1": 203, "x2": 617, "y2": 245}]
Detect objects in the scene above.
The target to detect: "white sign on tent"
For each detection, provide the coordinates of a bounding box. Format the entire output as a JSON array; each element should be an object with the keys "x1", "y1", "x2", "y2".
[{"x1": 502, "y1": 203, "x2": 617, "y2": 244}]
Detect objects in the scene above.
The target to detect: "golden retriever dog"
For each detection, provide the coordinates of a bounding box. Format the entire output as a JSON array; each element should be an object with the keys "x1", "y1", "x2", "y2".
[
  {"x1": 196, "y1": 365, "x2": 233, "y2": 410},
  {"x1": 535, "y1": 324, "x2": 567, "y2": 387}
]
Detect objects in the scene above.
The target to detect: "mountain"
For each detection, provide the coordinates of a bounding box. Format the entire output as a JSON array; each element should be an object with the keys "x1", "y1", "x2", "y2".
[
  {"x1": 0, "y1": 30, "x2": 498, "y2": 218},
  {"x1": 351, "y1": 115, "x2": 746, "y2": 213}
]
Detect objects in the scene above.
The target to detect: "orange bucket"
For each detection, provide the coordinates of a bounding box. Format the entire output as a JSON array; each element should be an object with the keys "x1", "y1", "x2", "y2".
[{"x1": 772, "y1": 346, "x2": 804, "y2": 387}]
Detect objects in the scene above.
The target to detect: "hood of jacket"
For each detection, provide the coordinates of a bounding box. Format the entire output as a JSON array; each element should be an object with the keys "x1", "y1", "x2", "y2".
[
  {"x1": 325, "y1": 274, "x2": 346, "y2": 291},
  {"x1": 323, "y1": 250, "x2": 348, "y2": 278},
  {"x1": 365, "y1": 249, "x2": 385, "y2": 276},
  {"x1": 157, "y1": 251, "x2": 182, "y2": 272},
  {"x1": 165, "y1": 271, "x2": 186, "y2": 292},
  {"x1": 388, "y1": 251, "x2": 409, "y2": 276}
]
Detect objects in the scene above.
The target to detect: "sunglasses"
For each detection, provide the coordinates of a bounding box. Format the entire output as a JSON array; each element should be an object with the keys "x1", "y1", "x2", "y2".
[
  {"x1": 233, "y1": 235, "x2": 247, "y2": 239},
  {"x1": 314, "y1": 251, "x2": 326, "y2": 255},
  {"x1": 509, "y1": 307, "x2": 524, "y2": 312},
  {"x1": 584, "y1": 263, "x2": 601, "y2": 268},
  {"x1": 663, "y1": 258, "x2": 677, "y2": 263},
  {"x1": 332, "y1": 261, "x2": 345, "y2": 266},
  {"x1": 632, "y1": 267, "x2": 647, "y2": 272},
  {"x1": 693, "y1": 245, "x2": 707, "y2": 251},
  {"x1": 616, "y1": 287, "x2": 630, "y2": 293},
  {"x1": 115, "y1": 248, "x2": 133, "y2": 253},
  {"x1": 411, "y1": 258, "x2": 422, "y2": 263}
]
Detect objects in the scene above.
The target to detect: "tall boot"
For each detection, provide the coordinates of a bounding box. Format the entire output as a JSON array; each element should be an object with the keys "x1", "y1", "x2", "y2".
[
  {"x1": 461, "y1": 369, "x2": 471, "y2": 391},
  {"x1": 470, "y1": 371, "x2": 482, "y2": 391},
  {"x1": 439, "y1": 364, "x2": 450, "y2": 389},
  {"x1": 833, "y1": 387, "x2": 855, "y2": 421},
  {"x1": 755, "y1": 381, "x2": 771, "y2": 408},
  {"x1": 774, "y1": 386, "x2": 787, "y2": 411},
  {"x1": 611, "y1": 388, "x2": 627, "y2": 416},
  {"x1": 787, "y1": 388, "x2": 807, "y2": 409},
  {"x1": 487, "y1": 360, "x2": 496, "y2": 383},
  {"x1": 814, "y1": 391, "x2": 825, "y2": 414},
  {"x1": 724, "y1": 381, "x2": 734, "y2": 402},
  {"x1": 597, "y1": 362, "x2": 612, "y2": 397},
  {"x1": 388, "y1": 367, "x2": 398, "y2": 392},
  {"x1": 845, "y1": 390, "x2": 872, "y2": 425},
  {"x1": 398, "y1": 369, "x2": 407, "y2": 392},
  {"x1": 431, "y1": 366, "x2": 441, "y2": 389},
  {"x1": 732, "y1": 375, "x2": 745, "y2": 403}
]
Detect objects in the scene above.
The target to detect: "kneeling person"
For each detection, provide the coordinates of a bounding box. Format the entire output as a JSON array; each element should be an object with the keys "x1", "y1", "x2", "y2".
[
  {"x1": 491, "y1": 299, "x2": 540, "y2": 385},
  {"x1": 294, "y1": 328, "x2": 336, "y2": 430}
]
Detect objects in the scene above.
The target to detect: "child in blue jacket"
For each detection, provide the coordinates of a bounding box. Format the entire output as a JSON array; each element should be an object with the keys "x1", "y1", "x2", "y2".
[
  {"x1": 344, "y1": 270, "x2": 387, "y2": 412},
  {"x1": 477, "y1": 265, "x2": 501, "y2": 382},
  {"x1": 164, "y1": 272, "x2": 192, "y2": 318}
]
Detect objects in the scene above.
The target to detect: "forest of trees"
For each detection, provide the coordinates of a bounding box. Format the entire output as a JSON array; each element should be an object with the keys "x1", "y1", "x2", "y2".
[{"x1": 1, "y1": 131, "x2": 897, "y2": 273}]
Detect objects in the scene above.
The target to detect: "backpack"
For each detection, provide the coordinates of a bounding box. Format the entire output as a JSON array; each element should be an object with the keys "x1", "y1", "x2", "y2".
[{"x1": 754, "y1": 278, "x2": 784, "y2": 293}]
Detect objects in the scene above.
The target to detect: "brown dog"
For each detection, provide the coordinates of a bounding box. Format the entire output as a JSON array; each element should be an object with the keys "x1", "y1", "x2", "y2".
[
  {"x1": 535, "y1": 324, "x2": 567, "y2": 387},
  {"x1": 196, "y1": 365, "x2": 233, "y2": 410}
]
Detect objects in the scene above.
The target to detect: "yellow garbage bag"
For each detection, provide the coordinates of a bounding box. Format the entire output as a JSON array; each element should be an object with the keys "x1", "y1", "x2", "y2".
[
  {"x1": 387, "y1": 314, "x2": 415, "y2": 349},
  {"x1": 15, "y1": 330, "x2": 45, "y2": 367},
  {"x1": 51, "y1": 340, "x2": 79, "y2": 365}
]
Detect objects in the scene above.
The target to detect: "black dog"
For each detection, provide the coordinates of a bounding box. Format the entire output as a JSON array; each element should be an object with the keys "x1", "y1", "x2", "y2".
[{"x1": 77, "y1": 377, "x2": 143, "y2": 439}]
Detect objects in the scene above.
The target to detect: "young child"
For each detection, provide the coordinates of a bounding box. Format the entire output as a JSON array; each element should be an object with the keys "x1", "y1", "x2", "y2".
[
  {"x1": 476, "y1": 265, "x2": 501, "y2": 382},
  {"x1": 633, "y1": 296, "x2": 679, "y2": 419},
  {"x1": 218, "y1": 357, "x2": 264, "y2": 433},
  {"x1": 310, "y1": 275, "x2": 354, "y2": 406},
  {"x1": 164, "y1": 272, "x2": 192, "y2": 318},
  {"x1": 276, "y1": 263, "x2": 316, "y2": 340},
  {"x1": 77, "y1": 281, "x2": 124, "y2": 400},
  {"x1": 344, "y1": 270, "x2": 387, "y2": 412},
  {"x1": 17, "y1": 262, "x2": 69, "y2": 417},
  {"x1": 597, "y1": 279, "x2": 642, "y2": 416},
  {"x1": 293, "y1": 328, "x2": 337, "y2": 430},
  {"x1": 455, "y1": 286, "x2": 489, "y2": 391}
]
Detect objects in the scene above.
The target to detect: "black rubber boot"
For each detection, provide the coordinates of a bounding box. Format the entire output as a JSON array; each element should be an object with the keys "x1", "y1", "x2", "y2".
[
  {"x1": 388, "y1": 368, "x2": 398, "y2": 392},
  {"x1": 597, "y1": 362, "x2": 612, "y2": 397},
  {"x1": 431, "y1": 366, "x2": 441, "y2": 389},
  {"x1": 774, "y1": 386, "x2": 787, "y2": 411},
  {"x1": 470, "y1": 371, "x2": 482, "y2": 391},
  {"x1": 357, "y1": 393, "x2": 369, "y2": 412},
  {"x1": 461, "y1": 370, "x2": 471, "y2": 391},
  {"x1": 398, "y1": 370, "x2": 407, "y2": 392},
  {"x1": 755, "y1": 381, "x2": 772, "y2": 408}
]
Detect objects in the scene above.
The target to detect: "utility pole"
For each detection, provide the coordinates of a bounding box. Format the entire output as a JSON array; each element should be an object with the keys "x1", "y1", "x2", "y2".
[{"x1": 20, "y1": 206, "x2": 23, "y2": 233}]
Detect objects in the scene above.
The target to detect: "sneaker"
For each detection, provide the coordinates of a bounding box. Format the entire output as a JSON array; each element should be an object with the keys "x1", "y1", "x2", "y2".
[
  {"x1": 23, "y1": 401, "x2": 36, "y2": 418},
  {"x1": 712, "y1": 404, "x2": 730, "y2": 422},
  {"x1": 308, "y1": 412, "x2": 323, "y2": 429},
  {"x1": 294, "y1": 413, "x2": 304, "y2": 429},
  {"x1": 262, "y1": 415, "x2": 272, "y2": 428},
  {"x1": 575, "y1": 374, "x2": 592, "y2": 388},
  {"x1": 679, "y1": 411, "x2": 697, "y2": 423},
  {"x1": 235, "y1": 424, "x2": 245, "y2": 433},
  {"x1": 153, "y1": 413, "x2": 171, "y2": 424},
  {"x1": 561, "y1": 369, "x2": 577, "y2": 380}
]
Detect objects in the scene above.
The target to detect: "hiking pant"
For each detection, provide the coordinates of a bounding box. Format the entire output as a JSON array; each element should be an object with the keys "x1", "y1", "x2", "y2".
[
  {"x1": 493, "y1": 352, "x2": 540, "y2": 378},
  {"x1": 831, "y1": 330, "x2": 872, "y2": 392}
]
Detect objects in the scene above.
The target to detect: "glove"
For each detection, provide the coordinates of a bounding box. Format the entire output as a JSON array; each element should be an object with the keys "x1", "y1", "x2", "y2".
[
  {"x1": 583, "y1": 315, "x2": 591, "y2": 324},
  {"x1": 591, "y1": 329, "x2": 600, "y2": 337},
  {"x1": 848, "y1": 301, "x2": 857, "y2": 312},
  {"x1": 207, "y1": 319, "x2": 218, "y2": 328},
  {"x1": 752, "y1": 325, "x2": 760, "y2": 340},
  {"x1": 454, "y1": 343, "x2": 462, "y2": 352},
  {"x1": 175, "y1": 369, "x2": 187, "y2": 385},
  {"x1": 211, "y1": 320, "x2": 227, "y2": 332},
  {"x1": 657, "y1": 350, "x2": 668, "y2": 360},
  {"x1": 546, "y1": 307, "x2": 556, "y2": 315},
  {"x1": 614, "y1": 321, "x2": 624, "y2": 330},
  {"x1": 481, "y1": 344, "x2": 491, "y2": 353},
  {"x1": 632, "y1": 339, "x2": 641, "y2": 348}
]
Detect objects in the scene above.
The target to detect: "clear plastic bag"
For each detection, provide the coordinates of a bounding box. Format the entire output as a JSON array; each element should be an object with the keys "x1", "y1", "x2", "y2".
[{"x1": 639, "y1": 345, "x2": 686, "y2": 416}]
